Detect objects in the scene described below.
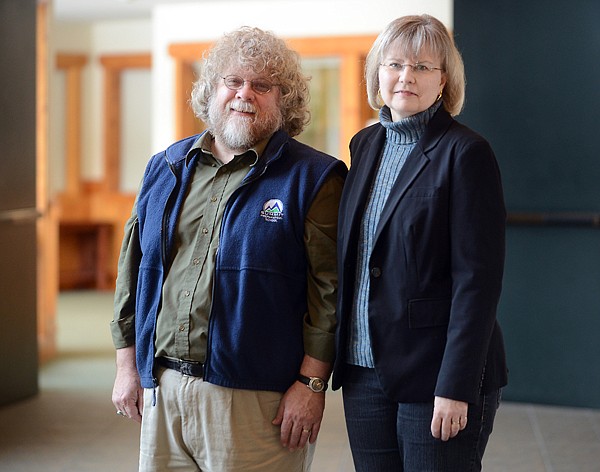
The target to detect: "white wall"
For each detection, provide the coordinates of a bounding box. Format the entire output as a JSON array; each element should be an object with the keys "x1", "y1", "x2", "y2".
[
  {"x1": 49, "y1": 0, "x2": 452, "y2": 191},
  {"x1": 120, "y1": 69, "x2": 153, "y2": 192}
]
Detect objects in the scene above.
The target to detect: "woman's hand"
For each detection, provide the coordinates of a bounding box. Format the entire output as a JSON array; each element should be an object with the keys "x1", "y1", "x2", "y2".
[{"x1": 430, "y1": 396, "x2": 468, "y2": 441}]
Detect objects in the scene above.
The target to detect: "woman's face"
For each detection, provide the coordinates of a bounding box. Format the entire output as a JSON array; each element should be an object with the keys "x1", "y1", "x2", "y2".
[{"x1": 378, "y1": 41, "x2": 447, "y2": 121}]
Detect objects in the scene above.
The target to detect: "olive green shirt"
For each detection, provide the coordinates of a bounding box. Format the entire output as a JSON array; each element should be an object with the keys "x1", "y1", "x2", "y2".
[{"x1": 112, "y1": 132, "x2": 343, "y2": 364}]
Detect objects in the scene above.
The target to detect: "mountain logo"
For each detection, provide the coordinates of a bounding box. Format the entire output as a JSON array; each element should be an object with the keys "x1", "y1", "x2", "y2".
[{"x1": 260, "y1": 199, "x2": 284, "y2": 222}]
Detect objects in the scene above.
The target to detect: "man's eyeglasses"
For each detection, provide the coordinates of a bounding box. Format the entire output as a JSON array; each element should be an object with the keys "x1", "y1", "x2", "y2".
[
  {"x1": 221, "y1": 75, "x2": 276, "y2": 94},
  {"x1": 380, "y1": 62, "x2": 444, "y2": 74}
]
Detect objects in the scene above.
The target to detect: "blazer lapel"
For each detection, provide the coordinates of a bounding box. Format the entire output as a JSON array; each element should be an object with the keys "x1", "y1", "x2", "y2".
[
  {"x1": 374, "y1": 147, "x2": 429, "y2": 242},
  {"x1": 345, "y1": 127, "x2": 385, "y2": 234},
  {"x1": 374, "y1": 107, "x2": 454, "y2": 241},
  {"x1": 341, "y1": 127, "x2": 385, "y2": 259}
]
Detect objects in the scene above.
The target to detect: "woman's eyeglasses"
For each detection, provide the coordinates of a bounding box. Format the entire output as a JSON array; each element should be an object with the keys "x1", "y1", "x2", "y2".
[{"x1": 380, "y1": 62, "x2": 444, "y2": 74}]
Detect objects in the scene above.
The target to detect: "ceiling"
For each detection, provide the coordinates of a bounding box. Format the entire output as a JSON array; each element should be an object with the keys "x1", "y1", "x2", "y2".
[{"x1": 53, "y1": 0, "x2": 193, "y2": 21}]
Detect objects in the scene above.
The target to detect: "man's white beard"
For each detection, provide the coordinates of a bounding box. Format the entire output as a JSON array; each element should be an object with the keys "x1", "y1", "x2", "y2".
[
  {"x1": 220, "y1": 116, "x2": 258, "y2": 151},
  {"x1": 208, "y1": 99, "x2": 283, "y2": 152}
]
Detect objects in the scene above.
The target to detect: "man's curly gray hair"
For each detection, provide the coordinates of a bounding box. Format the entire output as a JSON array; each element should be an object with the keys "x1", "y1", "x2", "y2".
[{"x1": 190, "y1": 26, "x2": 311, "y2": 137}]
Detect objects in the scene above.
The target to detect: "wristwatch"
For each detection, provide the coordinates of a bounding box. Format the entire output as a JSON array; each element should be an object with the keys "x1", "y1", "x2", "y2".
[{"x1": 297, "y1": 374, "x2": 328, "y2": 392}]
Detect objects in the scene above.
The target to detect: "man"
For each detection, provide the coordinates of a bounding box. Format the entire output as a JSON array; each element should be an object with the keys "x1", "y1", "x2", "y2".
[{"x1": 110, "y1": 26, "x2": 346, "y2": 472}]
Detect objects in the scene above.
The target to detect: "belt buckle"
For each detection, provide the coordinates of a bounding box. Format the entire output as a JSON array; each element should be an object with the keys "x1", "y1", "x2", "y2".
[{"x1": 178, "y1": 360, "x2": 194, "y2": 376}]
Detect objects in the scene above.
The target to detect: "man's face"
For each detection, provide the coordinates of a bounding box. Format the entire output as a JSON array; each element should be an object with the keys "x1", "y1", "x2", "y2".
[{"x1": 207, "y1": 68, "x2": 283, "y2": 152}]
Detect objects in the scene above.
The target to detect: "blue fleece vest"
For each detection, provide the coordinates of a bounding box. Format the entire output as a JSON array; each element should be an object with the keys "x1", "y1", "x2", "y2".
[{"x1": 134, "y1": 130, "x2": 346, "y2": 391}]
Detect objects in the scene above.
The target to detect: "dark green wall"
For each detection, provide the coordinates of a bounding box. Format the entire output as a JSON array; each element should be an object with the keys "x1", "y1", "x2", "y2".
[
  {"x1": 0, "y1": 0, "x2": 39, "y2": 406},
  {"x1": 454, "y1": 1, "x2": 600, "y2": 407}
]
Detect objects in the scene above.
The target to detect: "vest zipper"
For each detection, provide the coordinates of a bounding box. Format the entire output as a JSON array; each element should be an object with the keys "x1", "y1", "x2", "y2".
[
  {"x1": 162, "y1": 157, "x2": 178, "y2": 267},
  {"x1": 203, "y1": 140, "x2": 287, "y2": 383}
]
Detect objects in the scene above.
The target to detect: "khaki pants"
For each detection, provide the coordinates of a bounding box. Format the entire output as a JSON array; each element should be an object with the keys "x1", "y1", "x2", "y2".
[{"x1": 139, "y1": 367, "x2": 314, "y2": 471}]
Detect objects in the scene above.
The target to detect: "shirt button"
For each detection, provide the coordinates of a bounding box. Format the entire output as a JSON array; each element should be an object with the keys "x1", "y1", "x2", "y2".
[
  {"x1": 370, "y1": 267, "x2": 382, "y2": 278},
  {"x1": 192, "y1": 258, "x2": 200, "y2": 265},
  {"x1": 202, "y1": 228, "x2": 208, "y2": 234},
  {"x1": 210, "y1": 196, "x2": 217, "y2": 203},
  {"x1": 184, "y1": 290, "x2": 190, "y2": 297},
  {"x1": 178, "y1": 324, "x2": 185, "y2": 332}
]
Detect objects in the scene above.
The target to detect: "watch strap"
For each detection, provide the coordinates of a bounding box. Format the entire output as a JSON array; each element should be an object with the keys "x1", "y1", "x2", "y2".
[{"x1": 297, "y1": 374, "x2": 328, "y2": 392}]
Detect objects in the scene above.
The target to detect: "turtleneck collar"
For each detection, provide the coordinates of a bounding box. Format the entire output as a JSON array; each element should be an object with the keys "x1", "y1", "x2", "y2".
[{"x1": 379, "y1": 101, "x2": 442, "y2": 145}]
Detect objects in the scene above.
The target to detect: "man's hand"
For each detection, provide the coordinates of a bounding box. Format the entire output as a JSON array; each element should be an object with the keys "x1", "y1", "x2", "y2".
[
  {"x1": 112, "y1": 346, "x2": 144, "y2": 423},
  {"x1": 272, "y1": 381, "x2": 325, "y2": 451}
]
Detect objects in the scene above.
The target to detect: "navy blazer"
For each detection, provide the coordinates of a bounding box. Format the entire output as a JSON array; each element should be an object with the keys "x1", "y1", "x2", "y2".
[{"x1": 332, "y1": 107, "x2": 508, "y2": 404}]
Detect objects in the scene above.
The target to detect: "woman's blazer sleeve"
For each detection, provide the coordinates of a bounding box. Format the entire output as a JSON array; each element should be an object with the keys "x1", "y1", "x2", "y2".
[{"x1": 434, "y1": 133, "x2": 506, "y2": 402}]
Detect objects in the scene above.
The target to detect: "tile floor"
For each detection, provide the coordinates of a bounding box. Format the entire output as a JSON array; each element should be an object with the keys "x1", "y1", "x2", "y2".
[{"x1": 0, "y1": 290, "x2": 599, "y2": 471}]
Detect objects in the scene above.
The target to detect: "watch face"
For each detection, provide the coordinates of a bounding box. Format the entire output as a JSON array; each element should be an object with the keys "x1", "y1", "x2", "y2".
[{"x1": 309, "y1": 378, "x2": 324, "y2": 392}]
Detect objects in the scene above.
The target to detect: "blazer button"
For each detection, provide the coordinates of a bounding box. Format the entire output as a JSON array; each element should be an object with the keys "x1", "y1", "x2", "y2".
[{"x1": 370, "y1": 267, "x2": 382, "y2": 278}]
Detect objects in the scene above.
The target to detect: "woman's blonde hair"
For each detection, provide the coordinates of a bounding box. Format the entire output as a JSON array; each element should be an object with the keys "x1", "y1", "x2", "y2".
[
  {"x1": 365, "y1": 14, "x2": 466, "y2": 116},
  {"x1": 190, "y1": 26, "x2": 310, "y2": 137}
]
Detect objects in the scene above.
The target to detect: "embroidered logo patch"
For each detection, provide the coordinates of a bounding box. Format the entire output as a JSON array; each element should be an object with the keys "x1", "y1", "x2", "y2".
[{"x1": 260, "y1": 199, "x2": 284, "y2": 222}]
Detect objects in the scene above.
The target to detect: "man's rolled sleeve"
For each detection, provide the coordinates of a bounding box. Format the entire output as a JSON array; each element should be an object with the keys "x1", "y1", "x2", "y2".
[
  {"x1": 303, "y1": 172, "x2": 344, "y2": 363},
  {"x1": 111, "y1": 203, "x2": 141, "y2": 349}
]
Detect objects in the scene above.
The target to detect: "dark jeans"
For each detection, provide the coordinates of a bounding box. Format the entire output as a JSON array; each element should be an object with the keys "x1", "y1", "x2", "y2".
[{"x1": 341, "y1": 365, "x2": 501, "y2": 472}]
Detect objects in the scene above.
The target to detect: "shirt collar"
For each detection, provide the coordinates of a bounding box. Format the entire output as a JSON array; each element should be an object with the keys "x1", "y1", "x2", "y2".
[{"x1": 186, "y1": 131, "x2": 271, "y2": 167}]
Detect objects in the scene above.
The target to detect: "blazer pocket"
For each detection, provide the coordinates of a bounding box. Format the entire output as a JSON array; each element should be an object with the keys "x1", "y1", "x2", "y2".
[
  {"x1": 404, "y1": 186, "x2": 440, "y2": 198},
  {"x1": 408, "y1": 298, "x2": 451, "y2": 328}
]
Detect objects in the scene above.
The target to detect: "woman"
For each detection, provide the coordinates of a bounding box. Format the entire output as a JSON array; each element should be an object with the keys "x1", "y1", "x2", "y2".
[{"x1": 332, "y1": 14, "x2": 508, "y2": 471}]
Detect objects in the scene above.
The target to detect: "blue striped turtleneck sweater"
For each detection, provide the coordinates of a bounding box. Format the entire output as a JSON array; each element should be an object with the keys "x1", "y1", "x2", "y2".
[{"x1": 347, "y1": 101, "x2": 442, "y2": 367}]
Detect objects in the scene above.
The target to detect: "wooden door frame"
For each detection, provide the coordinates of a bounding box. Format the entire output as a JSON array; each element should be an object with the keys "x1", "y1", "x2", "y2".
[
  {"x1": 99, "y1": 53, "x2": 152, "y2": 192},
  {"x1": 56, "y1": 54, "x2": 88, "y2": 195}
]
